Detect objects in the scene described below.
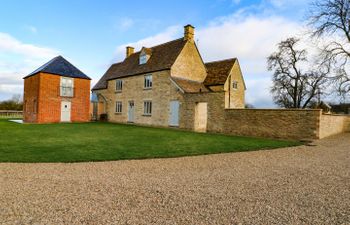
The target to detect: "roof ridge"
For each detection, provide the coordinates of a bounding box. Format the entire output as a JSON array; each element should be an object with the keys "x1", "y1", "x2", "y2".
[
  {"x1": 205, "y1": 57, "x2": 236, "y2": 64},
  {"x1": 132, "y1": 38, "x2": 184, "y2": 54}
]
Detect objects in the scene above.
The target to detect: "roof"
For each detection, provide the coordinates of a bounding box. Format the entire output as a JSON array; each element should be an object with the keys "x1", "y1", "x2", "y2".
[
  {"x1": 24, "y1": 56, "x2": 91, "y2": 80},
  {"x1": 171, "y1": 77, "x2": 210, "y2": 93},
  {"x1": 92, "y1": 38, "x2": 186, "y2": 90},
  {"x1": 204, "y1": 58, "x2": 236, "y2": 86}
]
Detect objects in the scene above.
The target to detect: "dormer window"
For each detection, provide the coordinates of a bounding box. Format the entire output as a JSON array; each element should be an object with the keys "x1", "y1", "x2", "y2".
[{"x1": 139, "y1": 53, "x2": 147, "y2": 64}]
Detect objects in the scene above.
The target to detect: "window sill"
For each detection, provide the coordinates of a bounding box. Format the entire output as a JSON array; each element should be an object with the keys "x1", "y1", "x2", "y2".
[
  {"x1": 60, "y1": 95, "x2": 74, "y2": 98},
  {"x1": 143, "y1": 88, "x2": 152, "y2": 90},
  {"x1": 115, "y1": 91, "x2": 122, "y2": 93},
  {"x1": 142, "y1": 114, "x2": 152, "y2": 117},
  {"x1": 115, "y1": 112, "x2": 122, "y2": 114}
]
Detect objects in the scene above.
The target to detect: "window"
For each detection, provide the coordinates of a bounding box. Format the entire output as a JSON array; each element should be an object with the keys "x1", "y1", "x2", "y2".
[
  {"x1": 140, "y1": 53, "x2": 147, "y2": 64},
  {"x1": 232, "y1": 81, "x2": 238, "y2": 89},
  {"x1": 144, "y1": 101, "x2": 152, "y2": 115},
  {"x1": 116, "y1": 79, "x2": 123, "y2": 91},
  {"x1": 115, "y1": 101, "x2": 122, "y2": 113},
  {"x1": 60, "y1": 77, "x2": 74, "y2": 97},
  {"x1": 144, "y1": 75, "x2": 152, "y2": 89}
]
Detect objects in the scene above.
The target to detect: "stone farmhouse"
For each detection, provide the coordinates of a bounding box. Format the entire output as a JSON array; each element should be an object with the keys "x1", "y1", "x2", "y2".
[
  {"x1": 23, "y1": 56, "x2": 91, "y2": 123},
  {"x1": 92, "y1": 25, "x2": 246, "y2": 132}
]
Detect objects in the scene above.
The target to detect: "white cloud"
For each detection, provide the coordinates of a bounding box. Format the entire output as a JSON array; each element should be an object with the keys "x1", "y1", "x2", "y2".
[
  {"x1": 113, "y1": 25, "x2": 182, "y2": 62},
  {"x1": 0, "y1": 32, "x2": 59, "y2": 100}
]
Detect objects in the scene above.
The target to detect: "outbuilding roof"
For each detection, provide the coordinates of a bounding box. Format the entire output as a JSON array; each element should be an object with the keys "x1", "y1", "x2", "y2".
[
  {"x1": 204, "y1": 58, "x2": 236, "y2": 86},
  {"x1": 24, "y1": 56, "x2": 91, "y2": 80}
]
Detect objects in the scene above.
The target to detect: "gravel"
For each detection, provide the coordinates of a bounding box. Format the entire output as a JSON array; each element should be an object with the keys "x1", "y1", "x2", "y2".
[{"x1": 1, "y1": 133, "x2": 349, "y2": 225}]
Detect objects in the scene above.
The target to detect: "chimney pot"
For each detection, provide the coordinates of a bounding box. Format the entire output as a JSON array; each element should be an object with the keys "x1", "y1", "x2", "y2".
[
  {"x1": 126, "y1": 46, "x2": 134, "y2": 58},
  {"x1": 184, "y1": 24, "x2": 195, "y2": 42}
]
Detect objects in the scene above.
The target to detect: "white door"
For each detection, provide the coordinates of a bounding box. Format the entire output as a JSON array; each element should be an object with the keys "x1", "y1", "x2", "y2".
[
  {"x1": 169, "y1": 100, "x2": 179, "y2": 126},
  {"x1": 128, "y1": 101, "x2": 135, "y2": 122},
  {"x1": 194, "y1": 102, "x2": 207, "y2": 132},
  {"x1": 61, "y1": 101, "x2": 71, "y2": 122}
]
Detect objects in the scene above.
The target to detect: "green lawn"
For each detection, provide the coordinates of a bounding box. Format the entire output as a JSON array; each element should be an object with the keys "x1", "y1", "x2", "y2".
[{"x1": 0, "y1": 119, "x2": 301, "y2": 163}]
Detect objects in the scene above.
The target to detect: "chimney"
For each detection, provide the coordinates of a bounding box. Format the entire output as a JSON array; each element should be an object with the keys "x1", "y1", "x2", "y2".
[
  {"x1": 126, "y1": 46, "x2": 134, "y2": 58},
  {"x1": 184, "y1": 24, "x2": 195, "y2": 42}
]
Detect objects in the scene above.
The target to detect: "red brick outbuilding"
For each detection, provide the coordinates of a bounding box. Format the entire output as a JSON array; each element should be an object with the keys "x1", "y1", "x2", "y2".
[{"x1": 23, "y1": 56, "x2": 91, "y2": 123}]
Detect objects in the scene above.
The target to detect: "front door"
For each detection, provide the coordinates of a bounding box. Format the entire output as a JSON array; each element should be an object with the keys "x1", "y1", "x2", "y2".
[
  {"x1": 61, "y1": 101, "x2": 71, "y2": 122},
  {"x1": 194, "y1": 102, "x2": 207, "y2": 132},
  {"x1": 128, "y1": 101, "x2": 135, "y2": 122},
  {"x1": 169, "y1": 100, "x2": 179, "y2": 126}
]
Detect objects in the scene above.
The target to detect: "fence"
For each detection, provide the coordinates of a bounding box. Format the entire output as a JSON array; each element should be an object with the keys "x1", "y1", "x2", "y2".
[{"x1": 0, "y1": 110, "x2": 23, "y2": 118}]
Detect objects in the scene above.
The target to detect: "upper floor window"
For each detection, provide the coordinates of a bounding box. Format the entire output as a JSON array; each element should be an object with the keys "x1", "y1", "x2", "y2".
[
  {"x1": 116, "y1": 79, "x2": 123, "y2": 91},
  {"x1": 144, "y1": 75, "x2": 152, "y2": 89},
  {"x1": 140, "y1": 53, "x2": 147, "y2": 64},
  {"x1": 60, "y1": 77, "x2": 74, "y2": 97},
  {"x1": 232, "y1": 81, "x2": 238, "y2": 89}
]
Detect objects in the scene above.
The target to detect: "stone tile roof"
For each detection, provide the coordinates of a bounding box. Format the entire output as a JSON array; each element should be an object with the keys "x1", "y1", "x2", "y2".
[
  {"x1": 24, "y1": 56, "x2": 91, "y2": 80},
  {"x1": 171, "y1": 77, "x2": 210, "y2": 93},
  {"x1": 92, "y1": 38, "x2": 186, "y2": 90},
  {"x1": 204, "y1": 58, "x2": 236, "y2": 86}
]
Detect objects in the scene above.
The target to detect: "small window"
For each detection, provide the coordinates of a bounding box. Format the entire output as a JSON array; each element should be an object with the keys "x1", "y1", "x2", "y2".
[
  {"x1": 60, "y1": 77, "x2": 74, "y2": 97},
  {"x1": 116, "y1": 79, "x2": 123, "y2": 91},
  {"x1": 140, "y1": 54, "x2": 147, "y2": 64},
  {"x1": 144, "y1": 101, "x2": 152, "y2": 115},
  {"x1": 144, "y1": 75, "x2": 152, "y2": 89},
  {"x1": 115, "y1": 101, "x2": 122, "y2": 113},
  {"x1": 232, "y1": 81, "x2": 238, "y2": 89}
]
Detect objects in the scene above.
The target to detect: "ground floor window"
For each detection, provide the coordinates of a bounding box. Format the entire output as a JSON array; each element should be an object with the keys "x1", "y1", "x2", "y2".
[
  {"x1": 115, "y1": 101, "x2": 122, "y2": 113},
  {"x1": 143, "y1": 101, "x2": 152, "y2": 115}
]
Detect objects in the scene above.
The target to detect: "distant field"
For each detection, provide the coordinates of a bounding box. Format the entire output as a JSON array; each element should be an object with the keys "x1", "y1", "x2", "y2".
[{"x1": 0, "y1": 119, "x2": 301, "y2": 163}]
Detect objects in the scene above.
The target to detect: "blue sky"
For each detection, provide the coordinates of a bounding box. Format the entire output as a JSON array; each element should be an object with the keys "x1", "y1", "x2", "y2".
[{"x1": 0, "y1": 0, "x2": 312, "y2": 107}]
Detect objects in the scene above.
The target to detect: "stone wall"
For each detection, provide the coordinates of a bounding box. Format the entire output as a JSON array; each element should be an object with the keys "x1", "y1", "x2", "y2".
[
  {"x1": 224, "y1": 60, "x2": 245, "y2": 108},
  {"x1": 222, "y1": 109, "x2": 321, "y2": 140},
  {"x1": 319, "y1": 114, "x2": 350, "y2": 139}
]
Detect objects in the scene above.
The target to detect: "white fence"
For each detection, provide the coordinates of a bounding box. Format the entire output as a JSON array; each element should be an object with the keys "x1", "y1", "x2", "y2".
[{"x1": 0, "y1": 110, "x2": 23, "y2": 118}]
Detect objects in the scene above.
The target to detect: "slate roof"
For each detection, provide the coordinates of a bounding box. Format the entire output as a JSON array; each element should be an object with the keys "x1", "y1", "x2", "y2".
[
  {"x1": 24, "y1": 56, "x2": 91, "y2": 80},
  {"x1": 171, "y1": 77, "x2": 209, "y2": 93},
  {"x1": 92, "y1": 38, "x2": 186, "y2": 90},
  {"x1": 204, "y1": 58, "x2": 236, "y2": 86}
]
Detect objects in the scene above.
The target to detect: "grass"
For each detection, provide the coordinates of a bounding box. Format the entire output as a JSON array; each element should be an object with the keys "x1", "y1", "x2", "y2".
[{"x1": 0, "y1": 119, "x2": 301, "y2": 163}]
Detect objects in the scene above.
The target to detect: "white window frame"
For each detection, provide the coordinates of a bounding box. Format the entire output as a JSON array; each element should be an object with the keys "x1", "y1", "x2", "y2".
[
  {"x1": 143, "y1": 101, "x2": 152, "y2": 116},
  {"x1": 232, "y1": 81, "x2": 238, "y2": 89},
  {"x1": 116, "y1": 79, "x2": 123, "y2": 92},
  {"x1": 139, "y1": 53, "x2": 147, "y2": 64},
  {"x1": 144, "y1": 74, "x2": 152, "y2": 89},
  {"x1": 115, "y1": 101, "x2": 122, "y2": 113},
  {"x1": 60, "y1": 77, "x2": 74, "y2": 97}
]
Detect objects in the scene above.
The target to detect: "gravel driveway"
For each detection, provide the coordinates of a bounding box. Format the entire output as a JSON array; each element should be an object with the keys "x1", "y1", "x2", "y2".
[{"x1": 1, "y1": 133, "x2": 349, "y2": 225}]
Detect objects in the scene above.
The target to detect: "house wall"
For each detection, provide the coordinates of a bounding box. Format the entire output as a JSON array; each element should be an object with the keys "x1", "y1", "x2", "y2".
[
  {"x1": 171, "y1": 42, "x2": 207, "y2": 82},
  {"x1": 23, "y1": 74, "x2": 40, "y2": 123},
  {"x1": 94, "y1": 70, "x2": 183, "y2": 126},
  {"x1": 224, "y1": 61, "x2": 245, "y2": 108},
  {"x1": 319, "y1": 114, "x2": 350, "y2": 139},
  {"x1": 23, "y1": 73, "x2": 90, "y2": 123}
]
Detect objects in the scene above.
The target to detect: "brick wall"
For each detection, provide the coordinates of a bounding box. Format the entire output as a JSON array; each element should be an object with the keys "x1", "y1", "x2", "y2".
[
  {"x1": 23, "y1": 72, "x2": 90, "y2": 123},
  {"x1": 319, "y1": 114, "x2": 350, "y2": 139}
]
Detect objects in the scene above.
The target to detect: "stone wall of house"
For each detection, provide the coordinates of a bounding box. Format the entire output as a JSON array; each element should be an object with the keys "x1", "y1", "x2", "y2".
[
  {"x1": 221, "y1": 109, "x2": 321, "y2": 140},
  {"x1": 94, "y1": 70, "x2": 184, "y2": 126},
  {"x1": 171, "y1": 41, "x2": 207, "y2": 82},
  {"x1": 319, "y1": 114, "x2": 350, "y2": 139},
  {"x1": 224, "y1": 61, "x2": 245, "y2": 108},
  {"x1": 23, "y1": 73, "x2": 40, "y2": 123}
]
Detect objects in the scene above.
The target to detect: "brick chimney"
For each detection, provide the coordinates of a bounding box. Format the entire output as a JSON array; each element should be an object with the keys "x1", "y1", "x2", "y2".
[
  {"x1": 184, "y1": 24, "x2": 195, "y2": 42},
  {"x1": 126, "y1": 46, "x2": 134, "y2": 58}
]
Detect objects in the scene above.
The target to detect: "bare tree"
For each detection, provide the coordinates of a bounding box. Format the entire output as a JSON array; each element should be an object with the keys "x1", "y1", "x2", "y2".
[
  {"x1": 267, "y1": 37, "x2": 331, "y2": 108},
  {"x1": 308, "y1": 0, "x2": 350, "y2": 98}
]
